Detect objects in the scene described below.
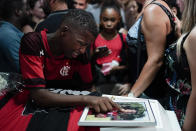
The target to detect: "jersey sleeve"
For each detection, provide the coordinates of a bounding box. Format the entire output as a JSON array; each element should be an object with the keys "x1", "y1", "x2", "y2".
[{"x1": 19, "y1": 32, "x2": 46, "y2": 89}]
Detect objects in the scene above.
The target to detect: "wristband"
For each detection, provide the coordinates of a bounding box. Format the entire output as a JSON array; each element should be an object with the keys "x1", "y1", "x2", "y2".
[{"x1": 128, "y1": 92, "x2": 135, "y2": 98}]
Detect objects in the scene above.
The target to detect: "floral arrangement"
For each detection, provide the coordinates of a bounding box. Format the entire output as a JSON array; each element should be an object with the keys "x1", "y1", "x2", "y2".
[
  {"x1": 0, "y1": 73, "x2": 8, "y2": 95},
  {"x1": 0, "y1": 72, "x2": 23, "y2": 95}
]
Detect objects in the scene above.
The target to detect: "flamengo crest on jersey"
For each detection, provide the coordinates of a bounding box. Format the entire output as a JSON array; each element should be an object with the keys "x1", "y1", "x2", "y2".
[{"x1": 60, "y1": 66, "x2": 71, "y2": 76}]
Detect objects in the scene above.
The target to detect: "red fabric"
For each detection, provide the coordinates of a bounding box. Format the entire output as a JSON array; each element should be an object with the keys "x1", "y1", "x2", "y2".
[
  {"x1": 20, "y1": 55, "x2": 45, "y2": 80},
  {"x1": 0, "y1": 95, "x2": 4, "y2": 100},
  {"x1": 0, "y1": 91, "x2": 32, "y2": 131},
  {"x1": 19, "y1": 31, "x2": 93, "y2": 88},
  {"x1": 0, "y1": 31, "x2": 95, "y2": 131},
  {"x1": 95, "y1": 34, "x2": 126, "y2": 65},
  {"x1": 41, "y1": 31, "x2": 93, "y2": 83},
  {"x1": 0, "y1": 94, "x2": 100, "y2": 131},
  {"x1": 68, "y1": 107, "x2": 100, "y2": 131}
]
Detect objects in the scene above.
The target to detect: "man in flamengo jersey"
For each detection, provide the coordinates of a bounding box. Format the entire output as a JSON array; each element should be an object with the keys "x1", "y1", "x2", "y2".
[{"x1": 0, "y1": 9, "x2": 121, "y2": 131}]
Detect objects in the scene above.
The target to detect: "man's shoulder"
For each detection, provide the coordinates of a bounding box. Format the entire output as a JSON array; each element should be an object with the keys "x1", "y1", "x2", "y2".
[
  {"x1": 20, "y1": 32, "x2": 44, "y2": 55},
  {"x1": 0, "y1": 25, "x2": 14, "y2": 34},
  {"x1": 0, "y1": 25, "x2": 23, "y2": 45}
]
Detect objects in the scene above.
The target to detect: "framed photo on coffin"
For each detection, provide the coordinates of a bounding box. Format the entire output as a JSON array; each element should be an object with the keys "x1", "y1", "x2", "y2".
[{"x1": 78, "y1": 98, "x2": 156, "y2": 127}]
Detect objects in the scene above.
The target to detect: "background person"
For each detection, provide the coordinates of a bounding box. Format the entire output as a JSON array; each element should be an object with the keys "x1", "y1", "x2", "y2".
[
  {"x1": 86, "y1": 0, "x2": 126, "y2": 33},
  {"x1": 126, "y1": 0, "x2": 178, "y2": 98},
  {"x1": 93, "y1": 1, "x2": 129, "y2": 95},
  {"x1": 22, "y1": 0, "x2": 45, "y2": 33},
  {"x1": 125, "y1": 0, "x2": 142, "y2": 29},
  {"x1": 73, "y1": 0, "x2": 88, "y2": 10},
  {"x1": 167, "y1": 0, "x2": 182, "y2": 20},
  {"x1": 164, "y1": 0, "x2": 196, "y2": 130},
  {"x1": 35, "y1": 0, "x2": 68, "y2": 33},
  {"x1": 0, "y1": 0, "x2": 28, "y2": 73}
]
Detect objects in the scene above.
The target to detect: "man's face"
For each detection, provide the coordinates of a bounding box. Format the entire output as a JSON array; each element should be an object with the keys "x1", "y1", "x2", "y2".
[
  {"x1": 60, "y1": 28, "x2": 95, "y2": 59},
  {"x1": 73, "y1": 0, "x2": 87, "y2": 10}
]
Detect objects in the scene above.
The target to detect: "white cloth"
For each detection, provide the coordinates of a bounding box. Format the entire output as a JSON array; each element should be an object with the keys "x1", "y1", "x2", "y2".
[{"x1": 101, "y1": 60, "x2": 119, "y2": 75}]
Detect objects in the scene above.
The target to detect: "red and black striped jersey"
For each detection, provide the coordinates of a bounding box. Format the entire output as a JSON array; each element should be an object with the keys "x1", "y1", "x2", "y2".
[{"x1": 19, "y1": 31, "x2": 93, "y2": 90}]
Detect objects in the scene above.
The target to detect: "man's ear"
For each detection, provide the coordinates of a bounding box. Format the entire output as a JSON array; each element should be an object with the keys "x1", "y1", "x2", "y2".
[{"x1": 60, "y1": 26, "x2": 69, "y2": 36}]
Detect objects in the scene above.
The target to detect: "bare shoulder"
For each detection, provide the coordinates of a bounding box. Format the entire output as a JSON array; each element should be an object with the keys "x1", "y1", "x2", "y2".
[
  {"x1": 142, "y1": 4, "x2": 168, "y2": 29},
  {"x1": 187, "y1": 27, "x2": 196, "y2": 42},
  {"x1": 184, "y1": 27, "x2": 196, "y2": 55},
  {"x1": 141, "y1": 5, "x2": 169, "y2": 38},
  {"x1": 142, "y1": 1, "x2": 171, "y2": 32},
  {"x1": 22, "y1": 25, "x2": 34, "y2": 34},
  {"x1": 143, "y1": 5, "x2": 161, "y2": 24}
]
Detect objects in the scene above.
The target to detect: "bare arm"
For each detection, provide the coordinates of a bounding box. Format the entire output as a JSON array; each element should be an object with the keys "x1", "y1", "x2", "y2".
[
  {"x1": 182, "y1": 28, "x2": 196, "y2": 131},
  {"x1": 30, "y1": 89, "x2": 120, "y2": 113},
  {"x1": 130, "y1": 5, "x2": 169, "y2": 97},
  {"x1": 110, "y1": 65, "x2": 127, "y2": 72},
  {"x1": 22, "y1": 25, "x2": 34, "y2": 34}
]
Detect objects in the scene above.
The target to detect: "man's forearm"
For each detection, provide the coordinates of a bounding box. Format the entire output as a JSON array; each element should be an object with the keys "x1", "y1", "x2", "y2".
[{"x1": 30, "y1": 89, "x2": 89, "y2": 108}]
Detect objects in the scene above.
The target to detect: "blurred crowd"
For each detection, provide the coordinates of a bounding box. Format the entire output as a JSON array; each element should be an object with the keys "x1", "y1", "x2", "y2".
[{"x1": 0, "y1": 0, "x2": 184, "y2": 34}]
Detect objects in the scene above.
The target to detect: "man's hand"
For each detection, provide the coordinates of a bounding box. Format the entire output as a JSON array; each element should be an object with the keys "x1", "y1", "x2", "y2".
[{"x1": 84, "y1": 96, "x2": 121, "y2": 113}]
